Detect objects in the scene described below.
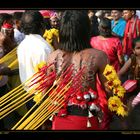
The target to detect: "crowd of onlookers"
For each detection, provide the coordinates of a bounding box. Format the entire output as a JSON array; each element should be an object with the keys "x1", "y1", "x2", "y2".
[{"x1": 0, "y1": 9, "x2": 140, "y2": 130}]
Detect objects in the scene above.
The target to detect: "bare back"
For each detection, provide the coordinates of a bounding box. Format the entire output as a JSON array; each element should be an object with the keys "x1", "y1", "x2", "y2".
[{"x1": 47, "y1": 48, "x2": 109, "y2": 91}]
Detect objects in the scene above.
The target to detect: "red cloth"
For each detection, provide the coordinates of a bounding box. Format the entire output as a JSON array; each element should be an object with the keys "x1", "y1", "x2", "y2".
[
  {"x1": 52, "y1": 115, "x2": 99, "y2": 130},
  {"x1": 52, "y1": 75, "x2": 112, "y2": 130},
  {"x1": 2, "y1": 23, "x2": 13, "y2": 29},
  {"x1": 123, "y1": 16, "x2": 140, "y2": 56},
  {"x1": 96, "y1": 75, "x2": 112, "y2": 130},
  {"x1": 90, "y1": 36, "x2": 123, "y2": 72}
]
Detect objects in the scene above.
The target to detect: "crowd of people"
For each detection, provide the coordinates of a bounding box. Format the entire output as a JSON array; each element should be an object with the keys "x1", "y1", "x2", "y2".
[{"x1": 0, "y1": 9, "x2": 140, "y2": 131}]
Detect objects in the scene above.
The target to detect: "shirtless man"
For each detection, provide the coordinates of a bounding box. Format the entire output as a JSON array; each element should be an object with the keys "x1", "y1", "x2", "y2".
[{"x1": 46, "y1": 10, "x2": 112, "y2": 130}]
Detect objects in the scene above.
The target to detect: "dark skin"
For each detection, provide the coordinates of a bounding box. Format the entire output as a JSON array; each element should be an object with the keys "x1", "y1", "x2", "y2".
[
  {"x1": 43, "y1": 47, "x2": 112, "y2": 130},
  {"x1": 117, "y1": 42, "x2": 140, "y2": 130},
  {"x1": 46, "y1": 48, "x2": 129, "y2": 130},
  {"x1": 51, "y1": 34, "x2": 59, "y2": 50},
  {"x1": 118, "y1": 42, "x2": 140, "y2": 105},
  {"x1": 0, "y1": 32, "x2": 16, "y2": 55},
  {"x1": 118, "y1": 42, "x2": 140, "y2": 78},
  {"x1": 0, "y1": 31, "x2": 18, "y2": 76},
  {"x1": 47, "y1": 48, "x2": 111, "y2": 98},
  {"x1": 0, "y1": 63, "x2": 19, "y2": 76}
]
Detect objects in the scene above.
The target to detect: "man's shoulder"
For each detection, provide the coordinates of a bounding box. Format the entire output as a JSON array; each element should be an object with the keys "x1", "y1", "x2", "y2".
[
  {"x1": 84, "y1": 48, "x2": 107, "y2": 58},
  {"x1": 86, "y1": 47, "x2": 105, "y2": 53}
]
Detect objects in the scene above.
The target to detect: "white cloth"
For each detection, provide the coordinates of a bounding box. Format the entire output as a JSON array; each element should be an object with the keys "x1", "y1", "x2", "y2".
[
  {"x1": 17, "y1": 34, "x2": 53, "y2": 84},
  {"x1": 14, "y1": 28, "x2": 25, "y2": 45},
  {"x1": 136, "y1": 10, "x2": 140, "y2": 19}
]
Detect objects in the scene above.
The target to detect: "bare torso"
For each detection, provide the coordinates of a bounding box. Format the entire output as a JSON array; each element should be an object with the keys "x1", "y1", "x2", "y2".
[{"x1": 47, "y1": 48, "x2": 108, "y2": 91}]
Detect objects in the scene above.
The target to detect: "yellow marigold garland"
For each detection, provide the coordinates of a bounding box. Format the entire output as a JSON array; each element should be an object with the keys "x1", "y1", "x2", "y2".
[
  {"x1": 43, "y1": 28, "x2": 59, "y2": 49},
  {"x1": 34, "y1": 61, "x2": 47, "y2": 73},
  {"x1": 108, "y1": 96, "x2": 122, "y2": 112},
  {"x1": 103, "y1": 64, "x2": 128, "y2": 117},
  {"x1": 33, "y1": 61, "x2": 47, "y2": 103},
  {"x1": 117, "y1": 105, "x2": 128, "y2": 117},
  {"x1": 33, "y1": 92, "x2": 42, "y2": 104}
]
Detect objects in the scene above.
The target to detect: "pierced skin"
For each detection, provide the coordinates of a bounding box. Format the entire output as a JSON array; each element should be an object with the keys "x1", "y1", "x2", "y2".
[{"x1": 47, "y1": 48, "x2": 111, "y2": 97}]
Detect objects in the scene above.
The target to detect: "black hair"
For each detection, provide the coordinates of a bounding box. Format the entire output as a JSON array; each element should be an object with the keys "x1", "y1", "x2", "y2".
[
  {"x1": 98, "y1": 17, "x2": 112, "y2": 37},
  {"x1": 59, "y1": 10, "x2": 91, "y2": 52},
  {"x1": 12, "y1": 12, "x2": 23, "y2": 21},
  {"x1": 123, "y1": 10, "x2": 136, "y2": 15},
  {"x1": 0, "y1": 13, "x2": 13, "y2": 28},
  {"x1": 44, "y1": 18, "x2": 51, "y2": 30},
  {"x1": 90, "y1": 15, "x2": 99, "y2": 37},
  {"x1": 128, "y1": 10, "x2": 136, "y2": 15},
  {"x1": 132, "y1": 37, "x2": 140, "y2": 49},
  {"x1": 20, "y1": 11, "x2": 44, "y2": 35}
]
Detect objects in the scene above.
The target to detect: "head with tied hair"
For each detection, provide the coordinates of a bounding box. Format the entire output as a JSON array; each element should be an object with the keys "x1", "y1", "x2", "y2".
[
  {"x1": 98, "y1": 17, "x2": 112, "y2": 37},
  {"x1": 59, "y1": 10, "x2": 91, "y2": 52},
  {"x1": 0, "y1": 13, "x2": 13, "y2": 29}
]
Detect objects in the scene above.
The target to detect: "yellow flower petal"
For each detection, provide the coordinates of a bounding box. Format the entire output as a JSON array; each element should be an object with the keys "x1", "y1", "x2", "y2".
[
  {"x1": 117, "y1": 105, "x2": 128, "y2": 117},
  {"x1": 108, "y1": 96, "x2": 122, "y2": 112},
  {"x1": 113, "y1": 79, "x2": 121, "y2": 87},
  {"x1": 103, "y1": 64, "x2": 118, "y2": 80},
  {"x1": 34, "y1": 61, "x2": 47, "y2": 72},
  {"x1": 33, "y1": 92, "x2": 43, "y2": 104},
  {"x1": 113, "y1": 86, "x2": 126, "y2": 98}
]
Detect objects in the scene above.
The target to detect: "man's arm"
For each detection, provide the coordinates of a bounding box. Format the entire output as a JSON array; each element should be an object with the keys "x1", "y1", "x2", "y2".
[
  {"x1": 117, "y1": 58, "x2": 131, "y2": 79},
  {"x1": 0, "y1": 64, "x2": 12, "y2": 75},
  {"x1": 0, "y1": 63, "x2": 19, "y2": 76},
  {"x1": 97, "y1": 51, "x2": 112, "y2": 98}
]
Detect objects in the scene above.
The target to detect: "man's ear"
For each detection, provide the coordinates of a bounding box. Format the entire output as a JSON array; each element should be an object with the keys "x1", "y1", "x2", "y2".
[{"x1": 131, "y1": 10, "x2": 135, "y2": 16}]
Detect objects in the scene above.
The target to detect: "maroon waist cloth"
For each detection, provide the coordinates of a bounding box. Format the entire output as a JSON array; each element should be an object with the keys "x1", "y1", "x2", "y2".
[{"x1": 52, "y1": 115, "x2": 99, "y2": 130}]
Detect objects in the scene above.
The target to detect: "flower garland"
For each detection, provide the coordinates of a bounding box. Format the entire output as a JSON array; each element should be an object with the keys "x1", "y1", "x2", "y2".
[
  {"x1": 33, "y1": 92, "x2": 42, "y2": 104},
  {"x1": 34, "y1": 61, "x2": 47, "y2": 73},
  {"x1": 33, "y1": 61, "x2": 47, "y2": 104},
  {"x1": 103, "y1": 64, "x2": 128, "y2": 117},
  {"x1": 43, "y1": 28, "x2": 59, "y2": 49}
]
